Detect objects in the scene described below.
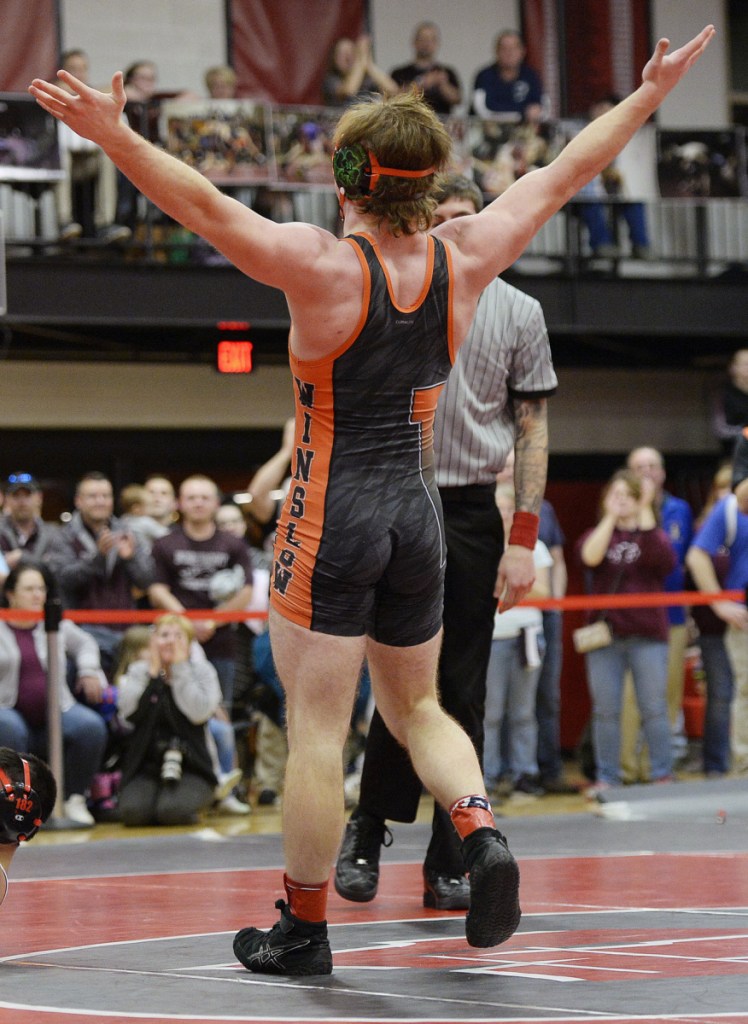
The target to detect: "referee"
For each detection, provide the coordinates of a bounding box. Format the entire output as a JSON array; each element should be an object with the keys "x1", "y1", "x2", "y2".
[{"x1": 335, "y1": 174, "x2": 558, "y2": 909}]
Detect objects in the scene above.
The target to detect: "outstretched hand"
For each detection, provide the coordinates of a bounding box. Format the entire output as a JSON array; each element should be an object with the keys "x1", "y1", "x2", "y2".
[
  {"x1": 28, "y1": 70, "x2": 127, "y2": 146},
  {"x1": 641, "y1": 25, "x2": 715, "y2": 97}
]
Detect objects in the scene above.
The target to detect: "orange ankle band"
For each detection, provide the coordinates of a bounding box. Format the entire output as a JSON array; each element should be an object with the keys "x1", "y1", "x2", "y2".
[
  {"x1": 283, "y1": 873, "x2": 329, "y2": 923},
  {"x1": 449, "y1": 795, "x2": 495, "y2": 840}
]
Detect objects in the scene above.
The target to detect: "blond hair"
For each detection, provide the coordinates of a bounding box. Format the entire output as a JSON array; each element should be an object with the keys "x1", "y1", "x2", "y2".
[
  {"x1": 154, "y1": 613, "x2": 195, "y2": 644},
  {"x1": 333, "y1": 90, "x2": 452, "y2": 235}
]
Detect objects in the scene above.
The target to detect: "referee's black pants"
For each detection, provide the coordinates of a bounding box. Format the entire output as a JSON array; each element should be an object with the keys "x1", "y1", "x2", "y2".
[{"x1": 358, "y1": 484, "x2": 503, "y2": 875}]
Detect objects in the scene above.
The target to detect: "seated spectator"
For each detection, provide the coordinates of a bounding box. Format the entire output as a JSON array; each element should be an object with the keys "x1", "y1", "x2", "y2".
[
  {"x1": 54, "y1": 49, "x2": 131, "y2": 244},
  {"x1": 713, "y1": 349, "x2": 748, "y2": 457},
  {"x1": 116, "y1": 614, "x2": 221, "y2": 826},
  {"x1": 58, "y1": 472, "x2": 155, "y2": 677},
  {"x1": 390, "y1": 22, "x2": 462, "y2": 115},
  {"x1": 0, "y1": 473, "x2": 69, "y2": 581},
  {"x1": 483, "y1": 484, "x2": 552, "y2": 798},
  {"x1": 113, "y1": 622, "x2": 246, "y2": 816},
  {"x1": 575, "y1": 96, "x2": 650, "y2": 259},
  {"x1": 0, "y1": 748, "x2": 57, "y2": 902},
  {"x1": 0, "y1": 564, "x2": 108, "y2": 826},
  {"x1": 472, "y1": 29, "x2": 545, "y2": 123},
  {"x1": 205, "y1": 65, "x2": 238, "y2": 100},
  {"x1": 322, "y1": 35, "x2": 398, "y2": 108}
]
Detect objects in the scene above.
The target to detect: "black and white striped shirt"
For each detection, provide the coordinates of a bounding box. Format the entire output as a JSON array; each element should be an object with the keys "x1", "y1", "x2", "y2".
[{"x1": 434, "y1": 277, "x2": 557, "y2": 487}]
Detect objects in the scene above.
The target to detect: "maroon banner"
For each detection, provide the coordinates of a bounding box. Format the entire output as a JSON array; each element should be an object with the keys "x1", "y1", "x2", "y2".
[
  {"x1": 0, "y1": 0, "x2": 58, "y2": 91},
  {"x1": 230, "y1": 0, "x2": 365, "y2": 105}
]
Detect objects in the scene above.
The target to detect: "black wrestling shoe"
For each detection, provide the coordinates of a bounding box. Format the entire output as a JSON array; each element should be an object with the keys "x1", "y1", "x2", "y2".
[
  {"x1": 462, "y1": 827, "x2": 521, "y2": 947},
  {"x1": 334, "y1": 813, "x2": 392, "y2": 902},
  {"x1": 423, "y1": 869, "x2": 470, "y2": 910},
  {"x1": 233, "y1": 899, "x2": 332, "y2": 976}
]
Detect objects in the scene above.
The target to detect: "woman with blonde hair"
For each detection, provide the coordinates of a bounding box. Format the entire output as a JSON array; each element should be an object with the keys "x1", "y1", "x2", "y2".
[{"x1": 117, "y1": 614, "x2": 221, "y2": 826}]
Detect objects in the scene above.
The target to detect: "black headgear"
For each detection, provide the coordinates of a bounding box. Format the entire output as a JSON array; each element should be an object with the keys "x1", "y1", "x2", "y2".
[
  {"x1": 332, "y1": 143, "x2": 435, "y2": 200},
  {"x1": 0, "y1": 756, "x2": 43, "y2": 843}
]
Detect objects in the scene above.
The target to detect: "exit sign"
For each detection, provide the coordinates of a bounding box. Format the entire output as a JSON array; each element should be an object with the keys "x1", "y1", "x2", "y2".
[
  {"x1": 217, "y1": 340, "x2": 254, "y2": 374},
  {"x1": 215, "y1": 322, "x2": 254, "y2": 373}
]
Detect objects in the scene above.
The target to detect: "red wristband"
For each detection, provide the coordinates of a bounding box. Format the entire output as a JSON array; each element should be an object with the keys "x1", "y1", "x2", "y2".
[{"x1": 508, "y1": 510, "x2": 539, "y2": 550}]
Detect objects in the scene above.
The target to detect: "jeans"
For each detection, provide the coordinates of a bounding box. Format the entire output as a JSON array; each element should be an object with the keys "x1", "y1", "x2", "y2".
[
  {"x1": 536, "y1": 611, "x2": 564, "y2": 782},
  {"x1": 699, "y1": 634, "x2": 733, "y2": 774},
  {"x1": 484, "y1": 633, "x2": 543, "y2": 783},
  {"x1": 208, "y1": 716, "x2": 235, "y2": 775},
  {"x1": 585, "y1": 637, "x2": 672, "y2": 785},
  {"x1": 0, "y1": 702, "x2": 108, "y2": 797},
  {"x1": 580, "y1": 201, "x2": 649, "y2": 250}
]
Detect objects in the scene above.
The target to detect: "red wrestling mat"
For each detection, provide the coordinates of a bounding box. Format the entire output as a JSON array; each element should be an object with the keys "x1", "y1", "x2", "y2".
[{"x1": 1, "y1": 850, "x2": 748, "y2": 1023}]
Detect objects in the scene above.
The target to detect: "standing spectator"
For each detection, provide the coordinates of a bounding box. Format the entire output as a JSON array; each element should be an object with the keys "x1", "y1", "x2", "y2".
[
  {"x1": 117, "y1": 614, "x2": 221, "y2": 826},
  {"x1": 575, "y1": 96, "x2": 650, "y2": 259},
  {"x1": 322, "y1": 36, "x2": 398, "y2": 108},
  {"x1": 472, "y1": 30, "x2": 545, "y2": 122},
  {"x1": 577, "y1": 469, "x2": 676, "y2": 797},
  {"x1": 483, "y1": 483, "x2": 552, "y2": 797},
  {"x1": 686, "y1": 484, "x2": 748, "y2": 774},
  {"x1": 0, "y1": 473, "x2": 69, "y2": 580},
  {"x1": 390, "y1": 22, "x2": 462, "y2": 115},
  {"x1": 148, "y1": 476, "x2": 253, "y2": 709},
  {"x1": 54, "y1": 49, "x2": 131, "y2": 243},
  {"x1": 713, "y1": 349, "x2": 748, "y2": 457},
  {"x1": 0, "y1": 564, "x2": 108, "y2": 825},
  {"x1": 58, "y1": 472, "x2": 155, "y2": 676},
  {"x1": 685, "y1": 462, "x2": 734, "y2": 776},
  {"x1": 622, "y1": 447, "x2": 693, "y2": 777},
  {"x1": 496, "y1": 451, "x2": 574, "y2": 793},
  {"x1": 335, "y1": 175, "x2": 556, "y2": 911},
  {"x1": 143, "y1": 475, "x2": 179, "y2": 531}
]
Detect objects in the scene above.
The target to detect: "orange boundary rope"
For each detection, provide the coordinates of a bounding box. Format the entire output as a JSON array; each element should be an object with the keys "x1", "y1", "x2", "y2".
[{"x1": 0, "y1": 590, "x2": 743, "y2": 623}]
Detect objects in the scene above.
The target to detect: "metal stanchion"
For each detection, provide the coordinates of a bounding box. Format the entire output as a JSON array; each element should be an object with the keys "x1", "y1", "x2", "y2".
[{"x1": 44, "y1": 598, "x2": 88, "y2": 830}]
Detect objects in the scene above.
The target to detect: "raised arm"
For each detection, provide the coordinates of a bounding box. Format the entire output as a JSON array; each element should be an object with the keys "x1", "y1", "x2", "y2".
[
  {"x1": 438, "y1": 26, "x2": 715, "y2": 288},
  {"x1": 28, "y1": 70, "x2": 337, "y2": 292}
]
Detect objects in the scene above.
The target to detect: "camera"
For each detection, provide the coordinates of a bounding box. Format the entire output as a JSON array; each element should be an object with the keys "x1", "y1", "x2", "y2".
[{"x1": 161, "y1": 742, "x2": 183, "y2": 785}]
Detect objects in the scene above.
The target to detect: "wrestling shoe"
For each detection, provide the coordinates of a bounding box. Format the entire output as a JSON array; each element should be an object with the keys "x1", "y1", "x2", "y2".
[
  {"x1": 462, "y1": 827, "x2": 521, "y2": 947},
  {"x1": 334, "y1": 813, "x2": 392, "y2": 902},
  {"x1": 423, "y1": 869, "x2": 470, "y2": 910},
  {"x1": 233, "y1": 899, "x2": 332, "y2": 976}
]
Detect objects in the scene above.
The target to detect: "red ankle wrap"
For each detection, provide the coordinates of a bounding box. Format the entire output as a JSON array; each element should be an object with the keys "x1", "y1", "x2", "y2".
[
  {"x1": 449, "y1": 795, "x2": 495, "y2": 839},
  {"x1": 283, "y1": 873, "x2": 329, "y2": 923},
  {"x1": 508, "y1": 511, "x2": 539, "y2": 550}
]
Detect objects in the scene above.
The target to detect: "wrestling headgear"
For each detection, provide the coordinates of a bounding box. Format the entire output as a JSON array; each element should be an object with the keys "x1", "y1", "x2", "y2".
[
  {"x1": 332, "y1": 143, "x2": 435, "y2": 200},
  {"x1": 0, "y1": 756, "x2": 43, "y2": 843}
]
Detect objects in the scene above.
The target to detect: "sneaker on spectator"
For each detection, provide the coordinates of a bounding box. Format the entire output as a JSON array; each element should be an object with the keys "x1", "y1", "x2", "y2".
[
  {"x1": 584, "y1": 781, "x2": 613, "y2": 802},
  {"x1": 257, "y1": 788, "x2": 279, "y2": 806},
  {"x1": 59, "y1": 222, "x2": 83, "y2": 241},
  {"x1": 63, "y1": 793, "x2": 95, "y2": 826},
  {"x1": 98, "y1": 224, "x2": 132, "y2": 244},
  {"x1": 217, "y1": 793, "x2": 251, "y2": 816},
  {"x1": 214, "y1": 769, "x2": 243, "y2": 802}
]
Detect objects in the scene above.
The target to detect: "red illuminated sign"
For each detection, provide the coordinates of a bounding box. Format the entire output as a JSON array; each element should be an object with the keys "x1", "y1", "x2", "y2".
[{"x1": 217, "y1": 340, "x2": 254, "y2": 374}]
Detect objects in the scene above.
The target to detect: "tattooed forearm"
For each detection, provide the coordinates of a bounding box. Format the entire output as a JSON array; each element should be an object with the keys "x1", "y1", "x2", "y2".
[{"x1": 512, "y1": 397, "x2": 548, "y2": 516}]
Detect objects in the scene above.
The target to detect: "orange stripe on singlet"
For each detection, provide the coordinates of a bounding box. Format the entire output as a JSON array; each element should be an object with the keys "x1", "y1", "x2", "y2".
[
  {"x1": 355, "y1": 232, "x2": 436, "y2": 313},
  {"x1": 442, "y1": 238, "x2": 457, "y2": 366},
  {"x1": 269, "y1": 241, "x2": 372, "y2": 629}
]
